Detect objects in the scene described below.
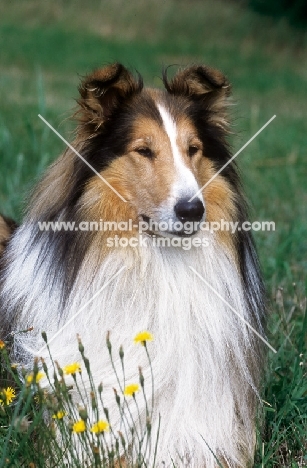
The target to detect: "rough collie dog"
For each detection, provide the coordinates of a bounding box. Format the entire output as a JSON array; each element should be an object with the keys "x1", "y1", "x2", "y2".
[{"x1": 0, "y1": 63, "x2": 265, "y2": 467}]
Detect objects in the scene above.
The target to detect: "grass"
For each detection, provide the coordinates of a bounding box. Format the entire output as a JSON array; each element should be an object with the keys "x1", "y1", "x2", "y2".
[
  {"x1": 0, "y1": 0, "x2": 306, "y2": 465},
  {"x1": 255, "y1": 286, "x2": 307, "y2": 466}
]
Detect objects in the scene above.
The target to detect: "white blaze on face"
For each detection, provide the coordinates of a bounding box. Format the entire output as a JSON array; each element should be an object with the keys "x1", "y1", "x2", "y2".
[{"x1": 157, "y1": 104, "x2": 202, "y2": 203}]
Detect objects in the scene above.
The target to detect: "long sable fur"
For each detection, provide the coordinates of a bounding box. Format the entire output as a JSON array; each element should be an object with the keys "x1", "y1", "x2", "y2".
[{"x1": 0, "y1": 63, "x2": 265, "y2": 467}]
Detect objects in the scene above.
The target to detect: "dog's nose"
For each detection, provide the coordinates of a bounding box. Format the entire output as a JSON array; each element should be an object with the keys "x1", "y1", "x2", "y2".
[{"x1": 174, "y1": 198, "x2": 205, "y2": 222}]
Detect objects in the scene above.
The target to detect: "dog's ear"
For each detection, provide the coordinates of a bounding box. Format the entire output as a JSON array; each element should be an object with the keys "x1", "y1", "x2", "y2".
[
  {"x1": 77, "y1": 63, "x2": 143, "y2": 135},
  {"x1": 163, "y1": 65, "x2": 231, "y2": 128}
]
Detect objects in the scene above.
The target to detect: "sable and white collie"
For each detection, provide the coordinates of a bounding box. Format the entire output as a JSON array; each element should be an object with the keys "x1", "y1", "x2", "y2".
[{"x1": 0, "y1": 63, "x2": 265, "y2": 467}]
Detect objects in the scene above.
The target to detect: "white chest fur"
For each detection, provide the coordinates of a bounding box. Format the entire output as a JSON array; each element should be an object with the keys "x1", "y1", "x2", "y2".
[{"x1": 3, "y1": 228, "x2": 259, "y2": 467}]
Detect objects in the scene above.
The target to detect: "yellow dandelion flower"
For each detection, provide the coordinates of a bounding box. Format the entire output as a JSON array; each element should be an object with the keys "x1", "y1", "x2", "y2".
[
  {"x1": 0, "y1": 387, "x2": 16, "y2": 406},
  {"x1": 124, "y1": 383, "x2": 140, "y2": 397},
  {"x1": 26, "y1": 371, "x2": 45, "y2": 384},
  {"x1": 52, "y1": 410, "x2": 66, "y2": 420},
  {"x1": 90, "y1": 420, "x2": 109, "y2": 434},
  {"x1": 63, "y1": 362, "x2": 81, "y2": 375},
  {"x1": 0, "y1": 340, "x2": 5, "y2": 349},
  {"x1": 133, "y1": 331, "x2": 154, "y2": 346},
  {"x1": 72, "y1": 419, "x2": 86, "y2": 433}
]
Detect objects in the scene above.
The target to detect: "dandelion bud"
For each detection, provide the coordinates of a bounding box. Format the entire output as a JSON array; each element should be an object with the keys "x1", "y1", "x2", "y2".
[
  {"x1": 115, "y1": 394, "x2": 121, "y2": 407},
  {"x1": 84, "y1": 357, "x2": 90, "y2": 373},
  {"x1": 78, "y1": 406, "x2": 88, "y2": 421},
  {"x1": 98, "y1": 382, "x2": 103, "y2": 394},
  {"x1": 146, "y1": 416, "x2": 152, "y2": 435},
  {"x1": 53, "y1": 370, "x2": 59, "y2": 386},
  {"x1": 55, "y1": 361, "x2": 64, "y2": 378},
  {"x1": 106, "y1": 331, "x2": 112, "y2": 353},
  {"x1": 41, "y1": 331, "x2": 48, "y2": 343},
  {"x1": 92, "y1": 445, "x2": 100, "y2": 455},
  {"x1": 113, "y1": 388, "x2": 120, "y2": 406},
  {"x1": 118, "y1": 431, "x2": 126, "y2": 449},
  {"x1": 91, "y1": 392, "x2": 97, "y2": 410},
  {"x1": 138, "y1": 367, "x2": 145, "y2": 388},
  {"x1": 119, "y1": 345, "x2": 124, "y2": 360},
  {"x1": 41, "y1": 360, "x2": 48, "y2": 374},
  {"x1": 77, "y1": 334, "x2": 85, "y2": 354},
  {"x1": 92, "y1": 446, "x2": 101, "y2": 465}
]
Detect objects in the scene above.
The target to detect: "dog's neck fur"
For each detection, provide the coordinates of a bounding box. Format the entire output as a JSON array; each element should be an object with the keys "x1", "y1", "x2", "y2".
[{"x1": 2, "y1": 226, "x2": 260, "y2": 467}]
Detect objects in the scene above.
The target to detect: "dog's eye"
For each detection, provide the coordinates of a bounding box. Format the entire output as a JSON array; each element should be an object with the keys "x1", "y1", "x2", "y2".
[
  {"x1": 188, "y1": 146, "x2": 199, "y2": 157},
  {"x1": 135, "y1": 148, "x2": 154, "y2": 158}
]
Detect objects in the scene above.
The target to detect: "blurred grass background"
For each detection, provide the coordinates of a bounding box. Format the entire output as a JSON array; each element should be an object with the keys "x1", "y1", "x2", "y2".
[{"x1": 0, "y1": 0, "x2": 306, "y2": 465}]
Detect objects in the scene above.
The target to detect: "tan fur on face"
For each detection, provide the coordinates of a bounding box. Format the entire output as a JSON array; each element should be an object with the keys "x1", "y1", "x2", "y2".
[
  {"x1": 81, "y1": 109, "x2": 199, "y2": 222},
  {"x1": 81, "y1": 103, "x2": 238, "y2": 262},
  {"x1": 80, "y1": 116, "x2": 176, "y2": 228},
  {"x1": 199, "y1": 157, "x2": 238, "y2": 257}
]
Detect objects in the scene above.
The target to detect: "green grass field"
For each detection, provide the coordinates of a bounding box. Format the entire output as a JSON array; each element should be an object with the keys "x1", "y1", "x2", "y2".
[{"x1": 0, "y1": 0, "x2": 306, "y2": 466}]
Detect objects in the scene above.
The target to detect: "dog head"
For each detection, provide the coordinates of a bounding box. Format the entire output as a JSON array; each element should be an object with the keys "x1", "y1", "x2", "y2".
[{"x1": 72, "y1": 63, "x2": 235, "y2": 238}]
